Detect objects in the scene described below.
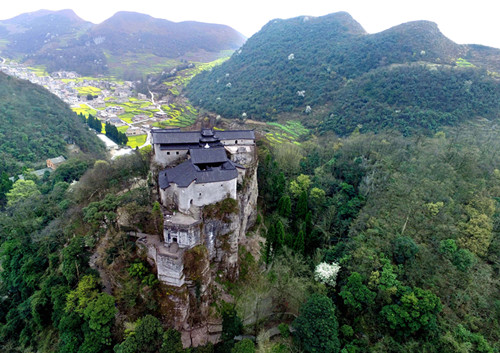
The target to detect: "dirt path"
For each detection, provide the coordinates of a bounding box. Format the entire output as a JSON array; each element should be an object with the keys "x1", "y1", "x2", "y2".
[
  {"x1": 89, "y1": 234, "x2": 113, "y2": 294},
  {"x1": 245, "y1": 119, "x2": 267, "y2": 126}
]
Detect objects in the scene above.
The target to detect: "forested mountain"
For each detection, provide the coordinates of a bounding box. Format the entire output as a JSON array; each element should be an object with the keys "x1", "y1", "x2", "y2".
[
  {"x1": 255, "y1": 124, "x2": 500, "y2": 352},
  {"x1": 90, "y1": 12, "x2": 245, "y2": 58},
  {"x1": 0, "y1": 9, "x2": 92, "y2": 54},
  {"x1": 0, "y1": 10, "x2": 246, "y2": 76},
  {"x1": 187, "y1": 12, "x2": 500, "y2": 135},
  {"x1": 1, "y1": 9, "x2": 500, "y2": 353},
  {"x1": 0, "y1": 72, "x2": 105, "y2": 176}
]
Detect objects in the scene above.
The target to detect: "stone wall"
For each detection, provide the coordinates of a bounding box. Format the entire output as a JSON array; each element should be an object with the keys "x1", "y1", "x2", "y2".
[
  {"x1": 160, "y1": 179, "x2": 237, "y2": 213},
  {"x1": 153, "y1": 144, "x2": 188, "y2": 166},
  {"x1": 156, "y1": 251, "x2": 185, "y2": 287},
  {"x1": 163, "y1": 214, "x2": 201, "y2": 248},
  {"x1": 220, "y1": 138, "x2": 255, "y2": 147}
]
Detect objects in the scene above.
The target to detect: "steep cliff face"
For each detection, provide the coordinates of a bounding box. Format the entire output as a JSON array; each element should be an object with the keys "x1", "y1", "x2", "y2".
[
  {"x1": 143, "y1": 148, "x2": 258, "y2": 347},
  {"x1": 177, "y1": 161, "x2": 258, "y2": 346}
]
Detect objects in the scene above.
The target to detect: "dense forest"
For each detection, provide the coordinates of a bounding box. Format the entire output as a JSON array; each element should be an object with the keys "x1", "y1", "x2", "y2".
[
  {"x1": 253, "y1": 124, "x2": 500, "y2": 352},
  {"x1": 1, "y1": 121, "x2": 499, "y2": 352},
  {"x1": 0, "y1": 72, "x2": 105, "y2": 176},
  {"x1": 318, "y1": 64, "x2": 500, "y2": 135},
  {"x1": 186, "y1": 12, "x2": 500, "y2": 136}
]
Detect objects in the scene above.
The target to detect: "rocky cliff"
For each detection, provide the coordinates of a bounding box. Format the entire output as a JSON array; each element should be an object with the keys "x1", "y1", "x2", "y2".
[
  {"x1": 140, "y1": 147, "x2": 258, "y2": 347},
  {"x1": 178, "y1": 161, "x2": 258, "y2": 346}
]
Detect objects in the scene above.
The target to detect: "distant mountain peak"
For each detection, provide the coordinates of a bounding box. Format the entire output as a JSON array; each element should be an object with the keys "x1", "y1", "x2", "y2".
[
  {"x1": 317, "y1": 11, "x2": 367, "y2": 34},
  {"x1": 385, "y1": 20, "x2": 441, "y2": 35},
  {"x1": 106, "y1": 11, "x2": 156, "y2": 22},
  {"x1": 5, "y1": 9, "x2": 86, "y2": 24},
  {"x1": 51, "y1": 9, "x2": 85, "y2": 22},
  {"x1": 264, "y1": 11, "x2": 366, "y2": 36},
  {"x1": 374, "y1": 19, "x2": 463, "y2": 60}
]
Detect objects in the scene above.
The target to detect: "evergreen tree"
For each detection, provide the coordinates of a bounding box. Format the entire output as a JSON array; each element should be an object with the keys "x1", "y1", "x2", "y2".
[
  {"x1": 275, "y1": 220, "x2": 286, "y2": 252},
  {"x1": 277, "y1": 194, "x2": 291, "y2": 218},
  {"x1": 294, "y1": 225, "x2": 305, "y2": 255},
  {"x1": 0, "y1": 172, "x2": 13, "y2": 207},
  {"x1": 304, "y1": 211, "x2": 313, "y2": 237},
  {"x1": 339, "y1": 272, "x2": 376, "y2": 312},
  {"x1": 105, "y1": 122, "x2": 128, "y2": 145},
  {"x1": 265, "y1": 223, "x2": 276, "y2": 263},
  {"x1": 275, "y1": 172, "x2": 286, "y2": 200},
  {"x1": 293, "y1": 294, "x2": 340, "y2": 353},
  {"x1": 296, "y1": 190, "x2": 308, "y2": 221},
  {"x1": 87, "y1": 114, "x2": 102, "y2": 133}
]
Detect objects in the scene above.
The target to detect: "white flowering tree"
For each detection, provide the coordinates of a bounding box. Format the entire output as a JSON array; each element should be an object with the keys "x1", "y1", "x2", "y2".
[{"x1": 314, "y1": 262, "x2": 341, "y2": 287}]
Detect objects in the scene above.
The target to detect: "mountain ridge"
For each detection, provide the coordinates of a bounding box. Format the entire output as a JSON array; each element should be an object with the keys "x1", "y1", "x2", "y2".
[
  {"x1": 2, "y1": 9, "x2": 88, "y2": 26},
  {"x1": 186, "y1": 11, "x2": 500, "y2": 135},
  {"x1": 0, "y1": 9, "x2": 246, "y2": 76}
]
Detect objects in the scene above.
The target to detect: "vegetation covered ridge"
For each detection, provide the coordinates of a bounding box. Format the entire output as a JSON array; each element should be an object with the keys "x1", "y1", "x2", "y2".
[
  {"x1": 0, "y1": 9, "x2": 246, "y2": 76},
  {"x1": 187, "y1": 12, "x2": 500, "y2": 135}
]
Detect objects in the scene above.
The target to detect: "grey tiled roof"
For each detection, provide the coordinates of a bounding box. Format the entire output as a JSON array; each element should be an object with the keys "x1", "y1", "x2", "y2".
[
  {"x1": 159, "y1": 159, "x2": 239, "y2": 189},
  {"x1": 48, "y1": 156, "x2": 66, "y2": 164},
  {"x1": 159, "y1": 143, "x2": 199, "y2": 150},
  {"x1": 152, "y1": 129, "x2": 255, "y2": 145},
  {"x1": 152, "y1": 131, "x2": 200, "y2": 144},
  {"x1": 217, "y1": 130, "x2": 255, "y2": 140},
  {"x1": 189, "y1": 147, "x2": 228, "y2": 164}
]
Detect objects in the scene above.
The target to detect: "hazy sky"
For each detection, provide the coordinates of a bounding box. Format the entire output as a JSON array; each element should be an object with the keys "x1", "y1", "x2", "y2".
[{"x1": 2, "y1": 0, "x2": 500, "y2": 48}]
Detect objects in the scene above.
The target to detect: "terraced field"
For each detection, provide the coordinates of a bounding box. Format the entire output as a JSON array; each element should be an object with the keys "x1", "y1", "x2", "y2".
[
  {"x1": 61, "y1": 76, "x2": 124, "y2": 84},
  {"x1": 104, "y1": 98, "x2": 156, "y2": 122},
  {"x1": 265, "y1": 121, "x2": 310, "y2": 146},
  {"x1": 76, "y1": 86, "x2": 102, "y2": 96},
  {"x1": 27, "y1": 66, "x2": 48, "y2": 77},
  {"x1": 152, "y1": 103, "x2": 197, "y2": 128}
]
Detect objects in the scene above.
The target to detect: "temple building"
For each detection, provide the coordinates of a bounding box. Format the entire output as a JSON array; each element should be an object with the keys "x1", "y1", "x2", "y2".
[
  {"x1": 152, "y1": 128, "x2": 255, "y2": 166},
  {"x1": 147, "y1": 128, "x2": 256, "y2": 287},
  {"x1": 153, "y1": 128, "x2": 255, "y2": 213}
]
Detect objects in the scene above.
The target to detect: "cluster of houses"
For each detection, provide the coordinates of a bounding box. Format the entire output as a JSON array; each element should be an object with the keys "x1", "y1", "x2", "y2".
[
  {"x1": 0, "y1": 62, "x2": 156, "y2": 138},
  {"x1": 9, "y1": 156, "x2": 66, "y2": 182}
]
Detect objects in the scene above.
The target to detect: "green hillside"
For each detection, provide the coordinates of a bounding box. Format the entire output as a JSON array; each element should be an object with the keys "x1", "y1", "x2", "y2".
[
  {"x1": 256, "y1": 124, "x2": 500, "y2": 352},
  {"x1": 0, "y1": 72, "x2": 105, "y2": 175},
  {"x1": 187, "y1": 13, "x2": 500, "y2": 135},
  {"x1": 319, "y1": 64, "x2": 500, "y2": 135}
]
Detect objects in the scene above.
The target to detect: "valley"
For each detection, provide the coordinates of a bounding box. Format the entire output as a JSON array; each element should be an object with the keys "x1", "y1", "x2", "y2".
[{"x1": 0, "y1": 60, "x2": 203, "y2": 151}]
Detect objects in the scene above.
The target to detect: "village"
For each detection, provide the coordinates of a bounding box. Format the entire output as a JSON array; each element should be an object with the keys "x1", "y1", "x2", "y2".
[{"x1": 0, "y1": 59, "x2": 176, "y2": 151}]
